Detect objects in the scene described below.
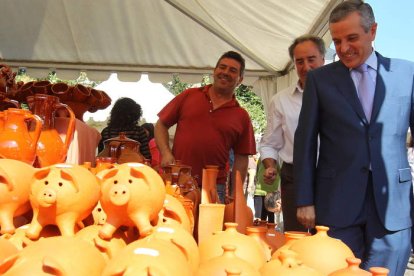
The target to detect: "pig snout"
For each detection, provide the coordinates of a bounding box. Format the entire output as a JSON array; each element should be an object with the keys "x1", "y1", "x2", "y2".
[
  {"x1": 109, "y1": 184, "x2": 130, "y2": 206},
  {"x1": 37, "y1": 188, "x2": 57, "y2": 207}
]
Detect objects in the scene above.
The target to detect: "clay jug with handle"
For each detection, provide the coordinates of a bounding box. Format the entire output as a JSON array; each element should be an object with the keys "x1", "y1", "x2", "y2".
[
  {"x1": 97, "y1": 132, "x2": 145, "y2": 164},
  {"x1": 0, "y1": 108, "x2": 42, "y2": 165},
  {"x1": 27, "y1": 94, "x2": 75, "y2": 167}
]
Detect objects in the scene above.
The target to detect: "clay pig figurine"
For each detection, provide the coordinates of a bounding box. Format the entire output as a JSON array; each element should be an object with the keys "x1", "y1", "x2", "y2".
[
  {"x1": 0, "y1": 159, "x2": 35, "y2": 235},
  {"x1": 97, "y1": 163, "x2": 166, "y2": 240},
  {"x1": 0, "y1": 236, "x2": 106, "y2": 275},
  {"x1": 26, "y1": 164, "x2": 100, "y2": 239}
]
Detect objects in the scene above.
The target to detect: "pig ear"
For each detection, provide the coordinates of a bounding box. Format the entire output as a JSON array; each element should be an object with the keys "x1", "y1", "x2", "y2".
[
  {"x1": 101, "y1": 168, "x2": 119, "y2": 180},
  {"x1": 60, "y1": 169, "x2": 79, "y2": 193},
  {"x1": 109, "y1": 265, "x2": 127, "y2": 276},
  {"x1": 163, "y1": 206, "x2": 183, "y2": 224},
  {"x1": 130, "y1": 167, "x2": 148, "y2": 184},
  {"x1": 42, "y1": 256, "x2": 66, "y2": 276},
  {"x1": 34, "y1": 168, "x2": 51, "y2": 180},
  {"x1": 0, "y1": 254, "x2": 19, "y2": 274},
  {"x1": 0, "y1": 167, "x2": 14, "y2": 191}
]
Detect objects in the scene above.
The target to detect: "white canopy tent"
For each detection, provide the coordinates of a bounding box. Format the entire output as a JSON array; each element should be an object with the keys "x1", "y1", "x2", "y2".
[{"x1": 0, "y1": 0, "x2": 341, "y2": 112}]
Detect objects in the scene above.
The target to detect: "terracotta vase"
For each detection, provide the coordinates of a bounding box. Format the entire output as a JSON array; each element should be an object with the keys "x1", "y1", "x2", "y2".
[
  {"x1": 246, "y1": 226, "x2": 273, "y2": 261},
  {"x1": 329, "y1": 257, "x2": 370, "y2": 275},
  {"x1": 27, "y1": 94, "x2": 75, "y2": 167},
  {"x1": 26, "y1": 164, "x2": 101, "y2": 239},
  {"x1": 0, "y1": 236, "x2": 106, "y2": 275},
  {"x1": 224, "y1": 170, "x2": 253, "y2": 234},
  {"x1": 369, "y1": 267, "x2": 390, "y2": 275},
  {"x1": 102, "y1": 238, "x2": 192, "y2": 276},
  {"x1": 94, "y1": 156, "x2": 117, "y2": 174},
  {"x1": 262, "y1": 249, "x2": 325, "y2": 276},
  {"x1": 289, "y1": 225, "x2": 355, "y2": 275},
  {"x1": 198, "y1": 222, "x2": 267, "y2": 270},
  {"x1": 0, "y1": 108, "x2": 42, "y2": 165},
  {"x1": 98, "y1": 132, "x2": 145, "y2": 164},
  {"x1": 0, "y1": 158, "x2": 36, "y2": 235},
  {"x1": 201, "y1": 166, "x2": 219, "y2": 203},
  {"x1": 15, "y1": 81, "x2": 34, "y2": 102},
  {"x1": 196, "y1": 245, "x2": 260, "y2": 276},
  {"x1": 51, "y1": 82, "x2": 72, "y2": 101},
  {"x1": 197, "y1": 203, "x2": 225, "y2": 244},
  {"x1": 65, "y1": 101, "x2": 90, "y2": 122},
  {"x1": 271, "y1": 231, "x2": 309, "y2": 262}
]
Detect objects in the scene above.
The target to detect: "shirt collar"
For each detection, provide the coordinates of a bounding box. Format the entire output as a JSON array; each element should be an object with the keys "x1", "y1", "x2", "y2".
[{"x1": 290, "y1": 81, "x2": 303, "y2": 95}]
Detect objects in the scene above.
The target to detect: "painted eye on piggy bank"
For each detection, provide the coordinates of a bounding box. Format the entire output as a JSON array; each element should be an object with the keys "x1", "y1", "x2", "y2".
[{"x1": 96, "y1": 163, "x2": 166, "y2": 240}]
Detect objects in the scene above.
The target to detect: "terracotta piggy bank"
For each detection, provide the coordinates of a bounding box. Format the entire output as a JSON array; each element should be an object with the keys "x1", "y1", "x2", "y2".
[
  {"x1": 0, "y1": 159, "x2": 35, "y2": 235},
  {"x1": 0, "y1": 236, "x2": 106, "y2": 275},
  {"x1": 26, "y1": 164, "x2": 100, "y2": 239},
  {"x1": 97, "y1": 163, "x2": 166, "y2": 240}
]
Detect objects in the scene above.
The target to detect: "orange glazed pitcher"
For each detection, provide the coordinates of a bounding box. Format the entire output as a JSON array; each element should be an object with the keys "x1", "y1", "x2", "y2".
[
  {"x1": 0, "y1": 108, "x2": 42, "y2": 165},
  {"x1": 27, "y1": 94, "x2": 75, "y2": 167}
]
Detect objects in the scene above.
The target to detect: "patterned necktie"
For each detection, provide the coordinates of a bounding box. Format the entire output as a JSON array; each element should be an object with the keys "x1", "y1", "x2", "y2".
[{"x1": 356, "y1": 63, "x2": 375, "y2": 122}]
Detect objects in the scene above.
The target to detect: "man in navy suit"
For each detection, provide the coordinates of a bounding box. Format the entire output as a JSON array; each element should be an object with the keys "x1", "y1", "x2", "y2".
[{"x1": 293, "y1": 0, "x2": 414, "y2": 274}]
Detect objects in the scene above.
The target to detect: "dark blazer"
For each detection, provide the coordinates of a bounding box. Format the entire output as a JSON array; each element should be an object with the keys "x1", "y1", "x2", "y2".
[{"x1": 293, "y1": 52, "x2": 414, "y2": 231}]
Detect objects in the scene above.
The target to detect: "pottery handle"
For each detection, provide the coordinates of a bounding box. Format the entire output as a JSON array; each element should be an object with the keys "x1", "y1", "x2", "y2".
[
  {"x1": 25, "y1": 113, "x2": 42, "y2": 145},
  {"x1": 55, "y1": 102, "x2": 76, "y2": 153}
]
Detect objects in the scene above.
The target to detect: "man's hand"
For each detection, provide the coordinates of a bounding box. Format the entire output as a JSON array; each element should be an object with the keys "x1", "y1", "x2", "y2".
[
  {"x1": 297, "y1": 205, "x2": 316, "y2": 229},
  {"x1": 263, "y1": 166, "x2": 277, "y2": 184}
]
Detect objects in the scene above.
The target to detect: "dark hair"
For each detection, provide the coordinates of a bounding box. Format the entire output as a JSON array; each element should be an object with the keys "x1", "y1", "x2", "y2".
[
  {"x1": 288, "y1": 34, "x2": 326, "y2": 60},
  {"x1": 141, "y1": 123, "x2": 154, "y2": 140},
  {"x1": 329, "y1": 0, "x2": 375, "y2": 33},
  {"x1": 107, "y1": 97, "x2": 142, "y2": 128},
  {"x1": 215, "y1": 51, "x2": 245, "y2": 77}
]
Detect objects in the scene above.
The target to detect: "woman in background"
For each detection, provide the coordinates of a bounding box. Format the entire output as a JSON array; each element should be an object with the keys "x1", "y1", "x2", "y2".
[{"x1": 98, "y1": 98, "x2": 151, "y2": 159}]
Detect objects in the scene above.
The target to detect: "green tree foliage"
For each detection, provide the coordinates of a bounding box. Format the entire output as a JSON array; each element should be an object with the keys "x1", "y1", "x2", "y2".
[{"x1": 165, "y1": 75, "x2": 266, "y2": 135}]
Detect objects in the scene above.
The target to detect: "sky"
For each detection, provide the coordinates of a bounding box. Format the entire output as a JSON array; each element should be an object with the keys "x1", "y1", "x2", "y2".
[{"x1": 365, "y1": 0, "x2": 414, "y2": 62}]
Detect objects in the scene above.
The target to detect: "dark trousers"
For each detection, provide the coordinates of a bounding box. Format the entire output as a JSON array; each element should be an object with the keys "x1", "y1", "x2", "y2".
[
  {"x1": 328, "y1": 172, "x2": 411, "y2": 275},
  {"x1": 281, "y1": 162, "x2": 308, "y2": 232},
  {"x1": 254, "y1": 195, "x2": 275, "y2": 223}
]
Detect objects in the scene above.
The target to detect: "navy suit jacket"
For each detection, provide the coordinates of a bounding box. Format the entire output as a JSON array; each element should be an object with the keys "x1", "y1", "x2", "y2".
[{"x1": 293, "y1": 52, "x2": 414, "y2": 231}]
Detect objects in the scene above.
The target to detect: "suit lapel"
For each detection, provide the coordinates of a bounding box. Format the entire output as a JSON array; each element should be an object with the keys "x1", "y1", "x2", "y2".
[
  {"x1": 330, "y1": 61, "x2": 367, "y2": 123},
  {"x1": 370, "y1": 53, "x2": 388, "y2": 122}
]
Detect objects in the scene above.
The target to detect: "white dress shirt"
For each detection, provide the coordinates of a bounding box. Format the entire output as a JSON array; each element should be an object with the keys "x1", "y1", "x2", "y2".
[{"x1": 259, "y1": 82, "x2": 303, "y2": 164}]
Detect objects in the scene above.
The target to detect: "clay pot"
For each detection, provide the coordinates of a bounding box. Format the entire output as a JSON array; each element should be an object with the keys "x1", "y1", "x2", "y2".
[
  {"x1": 27, "y1": 94, "x2": 75, "y2": 167},
  {"x1": 197, "y1": 245, "x2": 260, "y2": 276},
  {"x1": 15, "y1": 81, "x2": 34, "y2": 102},
  {"x1": 98, "y1": 132, "x2": 145, "y2": 164},
  {"x1": 329, "y1": 257, "x2": 370, "y2": 275},
  {"x1": 93, "y1": 156, "x2": 117, "y2": 174},
  {"x1": 51, "y1": 82, "x2": 72, "y2": 101},
  {"x1": 246, "y1": 226, "x2": 273, "y2": 261},
  {"x1": 102, "y1": 238, "x2": 192, "y2": 276},
  {"x1": 65, "y1": 100, "x2": 90, "y2": 122},
  {"x1": 86, "y1": 88, "x2": 104, "y2": 107},
  {"x1": 197, "y1": 203, "x2": 225, "y2": 243},
  {"x1": 72, "y1": 84, "x2": 91, "y2": 102},
  {"x1": 97, "y1": 163, "x2": 166, "y2": 240},
  {"x1": 0, "y1": 108, "x2": 42, "y2": 165},
  {"x1": 271, "y1": 230, "x2": 310, "y2": 263},
  {"x1": 0, "y1": 91, "x2": 19, "y2": 111},
  {"x1": 98, "y1": 90, "x2": 112, "y2": 109},
  {"x1": 144, "y1": 224, "x2": 200, "y2": 273},
  {"x1": 0, "y1": 239, "x2": 18, "y2": 263},
  {"x1": 289, "y1": 225, "x2": 355, "y2": 275},
  {"x1": 262, "y1": 249, "x2": 325, "y2": 276},
  {"x1": 198, "y1": 222, "x2": 266, "y2": 270},
  {"x1": 75, "y1": 224, "x2": 128, "y2": 260},
  {"x1": 157, "y1": 194, "x2": 192, "y2": 233},
  {"x1": 265, "y1": 222, "x2": 286, "y2": 253},
  {"x1": 369, "y1": 267, "x2": 390, "y2": 275},
  {"x1": 32, "y1": 80, "x2": 52, "y2": 94},
  {"x1": 0, "y1": 236, "x2": 106, "y2": 275},
  {"x1": 0, "y1": 159, "x2": 36, "y2": 234},
  {"x1": 26, "y1": 164, "x2": 101, "y2": 239}
]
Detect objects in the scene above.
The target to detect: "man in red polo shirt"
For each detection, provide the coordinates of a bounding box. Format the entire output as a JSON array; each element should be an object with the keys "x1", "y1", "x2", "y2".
[{"x1": 155, "y1": 51, "x2": 256, "y2": 203}]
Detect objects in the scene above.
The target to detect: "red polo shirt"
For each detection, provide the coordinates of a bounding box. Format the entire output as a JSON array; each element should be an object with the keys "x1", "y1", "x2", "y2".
[{"x1": 158, "y1": 84, "x2": 256, "y2": 184}]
